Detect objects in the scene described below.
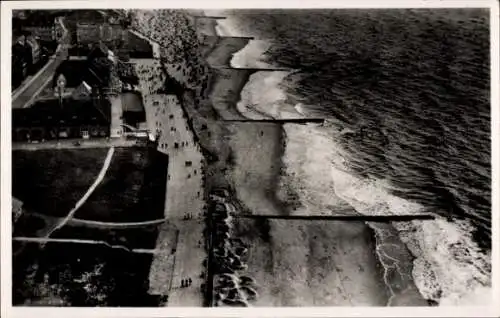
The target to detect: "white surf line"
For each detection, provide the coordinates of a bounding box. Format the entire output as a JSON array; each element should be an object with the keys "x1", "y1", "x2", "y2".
[
  {"x1": 44, "y1": 147, "x2": 115, "y2": 238},
  {"x1": 12, "y1": 237, "x2": 160, "y2": 254}
]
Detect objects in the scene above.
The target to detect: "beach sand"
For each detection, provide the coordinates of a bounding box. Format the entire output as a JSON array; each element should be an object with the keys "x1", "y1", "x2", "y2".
[
  {"x1": 205, "y1": 36, "x2": 251, "y2": 68},
  {"x1": 209, "y1": 68, "x2": 254, "y2": 120},
  {"x1": 226, "y1": 122, "x2": 285, "y2": 215},
  {"x1": 232, "y1": 218, "x2": 389, "y2": 306}
]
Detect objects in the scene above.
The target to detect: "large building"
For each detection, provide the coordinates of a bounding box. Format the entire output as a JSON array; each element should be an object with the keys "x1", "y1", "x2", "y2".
[
  {"x1": 11, "y1": 33, "x2": 42, "y2": 89},
  {"x1": 76, "y1": 22, "x2": 127, "y2": 45},
  {"x1": 54, "y1": 44, "x2": 122, "y2": 95},
  {"x1": 12, "y1": 97, "x2": 111, "y2": 142},
  {"x1": 23, "y1": 26, "x2": 55, "y2": 42},
  {"x1": 11, "y1": 37, "x2": 30, "y2": 89},
  {"x1": 121, "y1": 92, "x2": 146, "y2": 128},
  {"x1": 12, "y1": 10, "x2": 59, "y2": 90}
]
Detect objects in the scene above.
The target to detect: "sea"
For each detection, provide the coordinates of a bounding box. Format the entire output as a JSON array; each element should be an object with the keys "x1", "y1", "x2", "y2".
[{"x1": 210, "y1": 8, "x2": 492, "y2": 306}]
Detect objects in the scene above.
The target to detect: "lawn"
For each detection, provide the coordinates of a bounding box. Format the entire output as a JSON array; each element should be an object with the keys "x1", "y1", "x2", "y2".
[
  {"x1": 12, "y1": 148, "x2": 110, "y2": 218},
  {"x1": 12, "y1": 241, "x2": 161, "y2": 306},
  {"x1": 74, "y1": 147, "x2": 169, "y2": 222}
]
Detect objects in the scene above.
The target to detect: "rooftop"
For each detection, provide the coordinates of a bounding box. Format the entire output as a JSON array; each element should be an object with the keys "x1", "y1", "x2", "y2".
[{"x1": 13, "y1": 98, "x2": 111, "y2": 128}]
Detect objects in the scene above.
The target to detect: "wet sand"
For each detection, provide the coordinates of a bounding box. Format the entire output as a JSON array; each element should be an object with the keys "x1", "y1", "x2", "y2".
[
  {"x1": 209, "y1": 68, "x2": 255, "y2": 120},
  {"x1": 205, "y1": 36, "x2": 251, "y2": 68}
]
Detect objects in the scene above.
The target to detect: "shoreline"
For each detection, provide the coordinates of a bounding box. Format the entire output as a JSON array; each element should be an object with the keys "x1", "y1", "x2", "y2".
[
  {"x1": 127, "y1": 9, "x2": 431, "y2": 307},
  {"x1": 191, "y1": 14, "x2": 395, "y2": 306}
]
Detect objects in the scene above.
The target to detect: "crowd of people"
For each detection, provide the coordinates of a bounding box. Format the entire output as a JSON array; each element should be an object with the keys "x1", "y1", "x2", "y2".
[
  {"x1": 126, "y1": 10, "x2": 259, "y2": 307},
  {"x1": 134, "y1": 60, "x2": 166, "y2": 95},
  {"x1": 128, "y1": 10, "x2": 210, "y2": 99}
]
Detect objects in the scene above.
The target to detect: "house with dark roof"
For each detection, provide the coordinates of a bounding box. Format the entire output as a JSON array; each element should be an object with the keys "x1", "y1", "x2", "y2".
[
  {"x1": 53, "y1": 44, "x2": 118, "y2": 94},
  {"x1": 12, "y1": 97, "x2": 111, "y2": 142}
]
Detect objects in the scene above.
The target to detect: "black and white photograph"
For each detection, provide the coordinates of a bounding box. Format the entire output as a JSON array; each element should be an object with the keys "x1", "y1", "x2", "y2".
[{"x1": 1, "y1": 0, "x2": 499, "y2": 316}]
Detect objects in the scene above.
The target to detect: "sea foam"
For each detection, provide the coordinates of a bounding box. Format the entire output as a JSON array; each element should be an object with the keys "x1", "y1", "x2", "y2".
[
  {"x1": 236, "y1": 71, "x2": 302, "y2": 120},
  {"x1": 230, "y1": 40, "x2": 275, "y2": 69},
  {"x1": 214, "y1": 15, "x2": 254, "y2": 38},
  {"x1": 282, "y1": 123, "x2": 492, "y2": 305}
]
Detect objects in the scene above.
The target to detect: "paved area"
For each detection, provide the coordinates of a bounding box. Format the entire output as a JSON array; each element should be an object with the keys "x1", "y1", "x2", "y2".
[
  {"x1": 12, "y1": 137, "x2": 142, "y2": 151},
  {"x1": 146, "y1": 93, "x2": 205, "y2": 306},
  {"x1": 135, "y1": 59, "x2": 206, "y2": 305}
]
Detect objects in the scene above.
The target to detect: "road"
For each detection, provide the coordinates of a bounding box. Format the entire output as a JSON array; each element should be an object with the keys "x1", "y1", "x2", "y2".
[
  {"x1": 12, "y1": 17, "x2": 71, "y2": 109},
  {"x1": 12, "y1": 137, "x2": 142, "y2": 151}
]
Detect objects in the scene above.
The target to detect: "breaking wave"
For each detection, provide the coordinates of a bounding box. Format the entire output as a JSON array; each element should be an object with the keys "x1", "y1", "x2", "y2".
[{"x1": 231, "y1": 40, "x2": 275, "y2": 69}]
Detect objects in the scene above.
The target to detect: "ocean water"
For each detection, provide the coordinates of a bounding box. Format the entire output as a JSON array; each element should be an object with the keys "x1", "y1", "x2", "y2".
[{"x1": 211, "y1": 9, "x2": 492, "y2": 305}]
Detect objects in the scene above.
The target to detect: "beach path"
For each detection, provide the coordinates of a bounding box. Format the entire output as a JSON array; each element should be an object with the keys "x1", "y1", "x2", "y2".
[{"x1": 135, "y1": 58, "x2": 206, "y2": 306}]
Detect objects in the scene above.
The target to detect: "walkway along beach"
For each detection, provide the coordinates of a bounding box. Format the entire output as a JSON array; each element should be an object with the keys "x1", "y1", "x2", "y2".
[{"x1": 134, "y1": 58, "x2": 206, "y2": 306}]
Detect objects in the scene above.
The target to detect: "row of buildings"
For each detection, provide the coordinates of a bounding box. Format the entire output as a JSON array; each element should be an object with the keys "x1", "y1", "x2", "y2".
[
  {"x1": 12, "y1": 9, "x2": 153, "y2": 143},
  {"x1": 12, "y1": 11, "x2": 63, "y2": 89},
  {"x1": 13, "y1": 42, "x2": 147, "y2": 143},
  {"x1": 64, "y1": 9, "x2": 152, "y2": 59},
  {"x1": 69, "y1": 23, "x2": 153, "y2": 59}
]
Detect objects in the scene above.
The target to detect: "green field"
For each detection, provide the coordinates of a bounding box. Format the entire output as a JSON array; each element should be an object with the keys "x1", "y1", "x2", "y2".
[
  {"x1": 13, "y1": 148, "x2": 110, "y2": 218},
  {"x1": 74, "y1": 147, "x2": 169, "y2": 222}
]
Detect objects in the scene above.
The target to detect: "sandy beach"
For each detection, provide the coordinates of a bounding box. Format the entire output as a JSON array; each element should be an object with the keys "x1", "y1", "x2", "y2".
[
  {"x1": 209, "y1": 68, "x2": 254, "y2": 120},
  {"x1": 205, "y1": 36, "x2": 251, "y2": 68}
]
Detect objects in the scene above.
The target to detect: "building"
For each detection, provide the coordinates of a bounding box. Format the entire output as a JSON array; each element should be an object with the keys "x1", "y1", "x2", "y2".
[
  {"x1": 13, "y1": 10, "x2": 59, "y2": 42},
  {"x1": 76, "y1": 23, "x2": 101, "y2": 44},
  {"x1": 53, "y1": 44, "x2": 120, "y2": 95},
  {"x1": 11, "y1": 34, "x2": 32, "y2": 89},
  {"x1": 11, "y1": 25, "x2": 57, "y2": 90},
  {"x1": 25, "y1": 35, "x2": 41, "y2": 65},
  {"x1": 76, "y1": 22, "x2": 127, "y2": 45},
  {"x1": 12, "y1": 97, "x2": 111, "y2": 142},
  {"x1": 121, "y1": 92, "x2": 146, "y2": 128},
  {"x1": 24, "y1": 26, "x2": 55, "y2": 42},
  {"x1": 70, "y1": 24, "x2": 153, "y2": 59},
  {"x1": 12, "y1": 41, "x2": 28, "y2": 89}
]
